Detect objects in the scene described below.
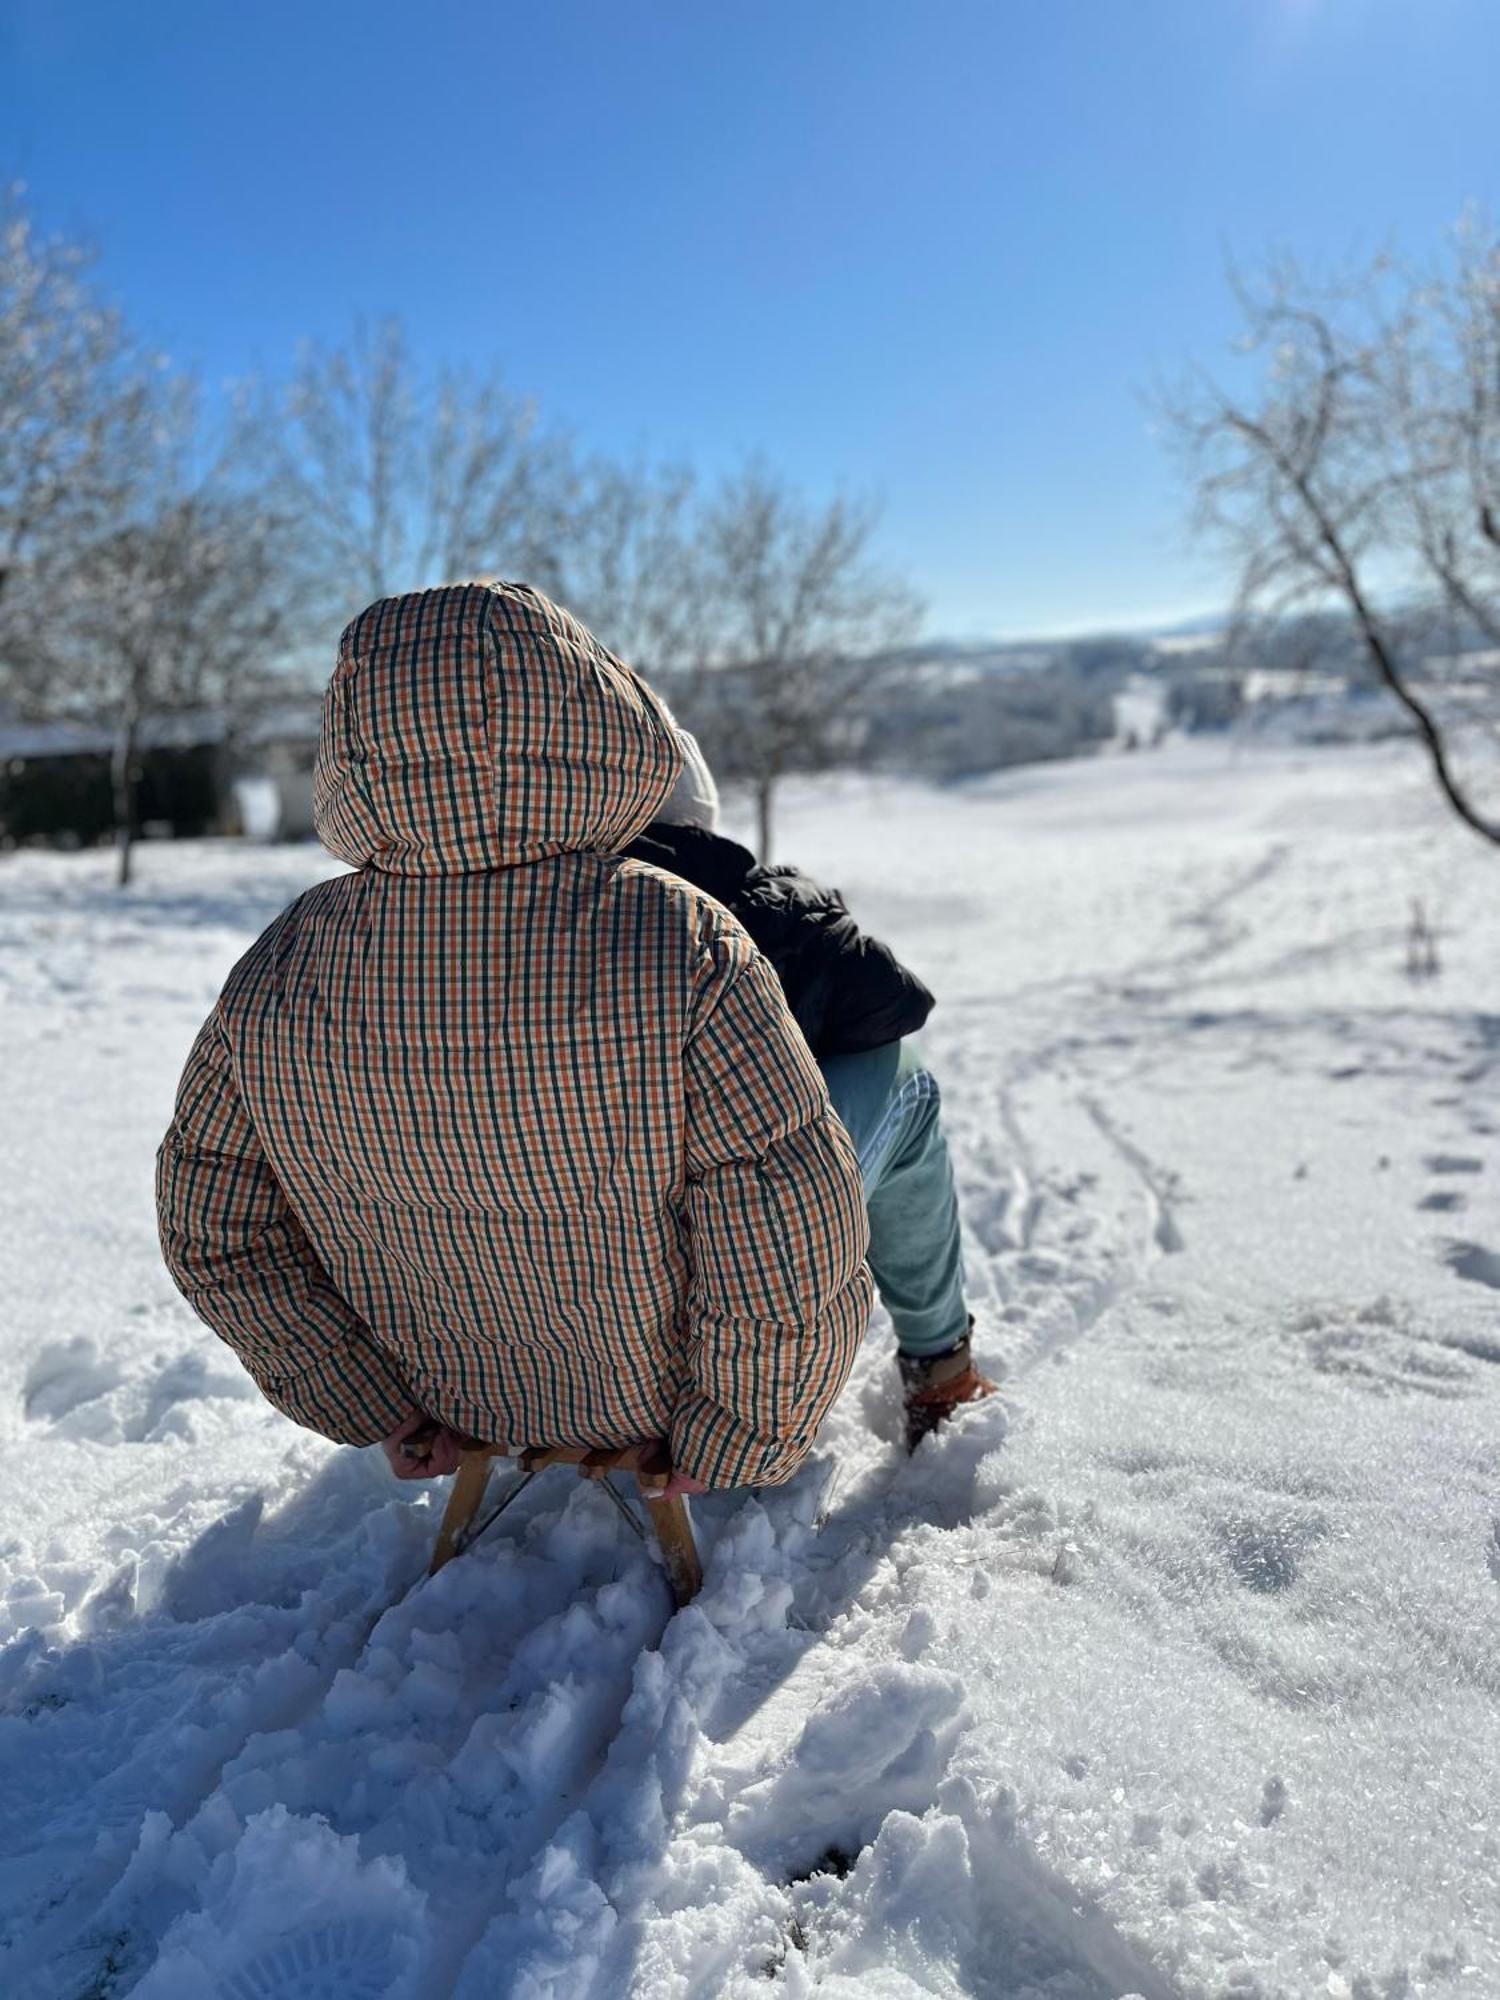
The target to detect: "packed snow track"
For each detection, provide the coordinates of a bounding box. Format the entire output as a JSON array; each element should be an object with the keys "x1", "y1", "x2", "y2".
[{"x1": 2, "y1": 738, "x2": 1497, "y2": 1998}]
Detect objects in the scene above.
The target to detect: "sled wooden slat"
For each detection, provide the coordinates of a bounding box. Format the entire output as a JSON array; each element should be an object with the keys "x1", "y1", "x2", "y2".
[
  {"x1": 647, "y1": 1491, "x2": 704, "y2": 1605},
  {"x1": 427, "y1": 1440, "x2": 703, "y2": 1606},
  {"x1": 518, "y1": 1440, "x2": 663, "y2": 1478},
  {"x1": 429, "y1": 1452, "x2": 496, "y2": 1573}
]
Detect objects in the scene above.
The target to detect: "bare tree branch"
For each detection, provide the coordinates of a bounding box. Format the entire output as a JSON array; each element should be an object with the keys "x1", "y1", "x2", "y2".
[
  {"x1": 1162, "y1": 232, "x2": 1500, "y2": 847},
  {"x1": 0, "y1": 185, "x2": 157, "y2": 652},
  {"x1": 241, "y1": 319, "x2": 571, "y2": 649},
  {"x1": 690, "y1": 462, "x2": 922, "y2": 859}
]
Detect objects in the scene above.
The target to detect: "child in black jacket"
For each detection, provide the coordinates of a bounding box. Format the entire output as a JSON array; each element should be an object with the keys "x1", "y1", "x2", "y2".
[{"x1": 625, "y1": 734, "x2": 994, "y2": 1449}]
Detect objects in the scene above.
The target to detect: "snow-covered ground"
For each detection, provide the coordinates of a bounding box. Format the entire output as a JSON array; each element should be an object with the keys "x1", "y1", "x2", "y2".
[{"x1": 3, "y1": 737, "x2": 1498, "y2": 2000}]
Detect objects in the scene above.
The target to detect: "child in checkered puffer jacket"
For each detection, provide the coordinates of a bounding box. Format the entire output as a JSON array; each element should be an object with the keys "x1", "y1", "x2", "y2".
[{"x1": 158, "y1": 584, "x2": 872, "y2": 1494}]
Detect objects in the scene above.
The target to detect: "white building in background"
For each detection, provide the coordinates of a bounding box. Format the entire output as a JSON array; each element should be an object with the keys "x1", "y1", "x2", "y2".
[{"x1": 232, "y1": 700, "x2": 323, "y2": 841}]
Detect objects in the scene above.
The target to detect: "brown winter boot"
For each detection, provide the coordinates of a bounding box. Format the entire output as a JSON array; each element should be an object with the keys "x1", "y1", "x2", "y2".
[{"x1": 898, "y1": 1330, "x2": 998, "y2": 1452}]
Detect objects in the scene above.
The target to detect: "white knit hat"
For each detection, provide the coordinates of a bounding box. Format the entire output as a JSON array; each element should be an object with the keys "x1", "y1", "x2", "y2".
[{"x1": 656, "y1": 728, "x2": 720, "y2": 832}]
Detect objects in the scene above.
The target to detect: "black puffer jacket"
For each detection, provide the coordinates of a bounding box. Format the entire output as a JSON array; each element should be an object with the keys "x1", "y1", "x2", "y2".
[{"x1": 624, "y1": 822, "x2": 934, "y2": 1059}]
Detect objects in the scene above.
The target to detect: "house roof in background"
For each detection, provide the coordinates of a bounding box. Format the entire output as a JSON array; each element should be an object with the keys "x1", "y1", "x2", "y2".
[{"x1": 0, "y1": 700, "x2": 325, "y2": 761}]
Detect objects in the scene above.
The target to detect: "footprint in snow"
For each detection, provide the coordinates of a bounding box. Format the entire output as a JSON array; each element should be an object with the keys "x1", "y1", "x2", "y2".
[
  {"x1": 724, "y1": 1665, "x2": 968, "y2": 1881},
  {"x1": 1441, "y1": 1241, "x2": 1500, "y2": 1292},
  {"x1": 22, "y1": 1338, "x2": 124, "y2": 1428},
  {"x1": 217, "y1": 1922, "x2": 406, "y2": 2000},
  {"x1": 1418, "y1": 1190, "x2": 1466, "y2": 1212},
  {"x1": 1216, "y1": 1511, "x2": 1328, "y2": 1596},
  {"x1": 1294, "y1": 1300, "x2": 1485, "y2": 1399},
  {"x1": 966, "y1": 1179, "x2": 1020, "y2": 1256},
  {"x1": 1425, "y1": 1153, "x2": 1485, "y2": 1175},
  {"x1": 1443, "y1": 1331, "x2": 1500, "y2": 1364},
  {"x1": 22, "y1": 1335, "x2": 255, "y2": 1443}
]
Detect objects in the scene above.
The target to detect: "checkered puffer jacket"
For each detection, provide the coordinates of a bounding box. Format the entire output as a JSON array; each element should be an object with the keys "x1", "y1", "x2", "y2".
[{"x1": 156, "y1": 583, "x2": 871, "y2": 1488}]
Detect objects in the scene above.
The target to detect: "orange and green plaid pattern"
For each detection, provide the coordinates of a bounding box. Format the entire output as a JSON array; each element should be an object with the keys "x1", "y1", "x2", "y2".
[{"x1": 157, "y1": 583, "x2": 871, "y2": 1489}]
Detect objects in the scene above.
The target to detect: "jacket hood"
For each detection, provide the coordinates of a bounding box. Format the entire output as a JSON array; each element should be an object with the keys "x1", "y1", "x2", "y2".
[{"x1": 314, "y1": 582, "x2": 682, "y2": 874}]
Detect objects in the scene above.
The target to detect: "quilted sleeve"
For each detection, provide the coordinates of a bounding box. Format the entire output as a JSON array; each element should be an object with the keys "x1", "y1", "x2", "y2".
[
  {"x1": 156, "y1": 1012, "x2": 420, "y2": 1446},
  {"x1": 670, "y1": 917, "x2": 872, "y2": 1489},
  {"x1": 744, "y1": 867, "x2": 936, "y2": 1057}
]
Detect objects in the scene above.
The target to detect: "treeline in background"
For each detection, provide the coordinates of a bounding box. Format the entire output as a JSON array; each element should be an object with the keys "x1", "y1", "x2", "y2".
[{"x1": 5, "y1": 185, "x2": 1500, "y2": 882}]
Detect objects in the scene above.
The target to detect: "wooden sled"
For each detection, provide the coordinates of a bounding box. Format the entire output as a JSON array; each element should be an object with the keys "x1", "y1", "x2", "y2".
[{"x1": 428, "y1": 1438, "x2": 703, "y2": 1607}]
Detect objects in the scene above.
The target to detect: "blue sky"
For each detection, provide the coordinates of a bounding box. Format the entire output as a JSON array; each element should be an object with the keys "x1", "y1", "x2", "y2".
[{"x1": 4, "y1": 0, "x2": 1497, "y2": 637}]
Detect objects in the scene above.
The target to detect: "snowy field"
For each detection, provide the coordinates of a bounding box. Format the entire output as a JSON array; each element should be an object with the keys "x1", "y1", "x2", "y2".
[{"x1": 2, "y1": 736, "x2": 1498, "y2": 2000}]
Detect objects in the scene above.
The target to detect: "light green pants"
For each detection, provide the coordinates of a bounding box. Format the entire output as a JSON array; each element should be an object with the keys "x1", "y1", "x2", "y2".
[{"x1": 819, "y1": 1039, "x2": 969, "y2": 1357}]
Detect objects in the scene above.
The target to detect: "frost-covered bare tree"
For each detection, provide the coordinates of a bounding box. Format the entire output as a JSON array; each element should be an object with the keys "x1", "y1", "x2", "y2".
[
  {"x1": 0, "y1": 185, "x2": 156, "y2": 662},
  {"x1": 248, "y1": 319, "x2": 572, "y2": 646},
  {"x1": 694, "y1": 464, "x2": 922, "y2": 860},
  {"x1": 78, "y1": 507, "x2": 298, "y2": 888},
  {"x1": 1165, "y1": 221, "x2": 1500, "y2": 846},
  {"x1": 12, "y1": 388, "x2": 307, "y2": 885},
  {"x1": 1379, "y1": 220, "x2": 1500, "y2": 659},
  {"x1": 556, "y1": 457, "x2": 708, "y2": 679}
]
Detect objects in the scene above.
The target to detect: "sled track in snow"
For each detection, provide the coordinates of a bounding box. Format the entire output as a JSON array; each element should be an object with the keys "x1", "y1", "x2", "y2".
[
  {"x1": 1079, "y1": 1094, "x2": 1185, "y2": 1257},
  {"x1": 10, "y1": 1533, "x2": 431, "y2": 1999},
  {"x1": 1110, "y1": 841, "x2": 1291, "y2": 1003},
  {"x1": 936, "y1": 842, "x2": 1282, "y2": 1394},
  {"x1": 941, "y1": 1010, "x2": 1185, "y2": 1397},
  {"x1": 8, "y1": 834, "x2": 1278, "y2": 1998}
]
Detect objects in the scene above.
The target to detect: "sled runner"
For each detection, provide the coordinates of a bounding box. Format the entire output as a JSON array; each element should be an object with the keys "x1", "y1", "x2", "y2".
[{"x1": 428, "y1": 1439, "x2": 704, "y2": 1607}]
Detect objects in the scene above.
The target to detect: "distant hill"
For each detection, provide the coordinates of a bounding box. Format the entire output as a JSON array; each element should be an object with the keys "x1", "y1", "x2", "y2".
[{"x1": 914, "y1": 610, "x2": 1229, "y2": 660}]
